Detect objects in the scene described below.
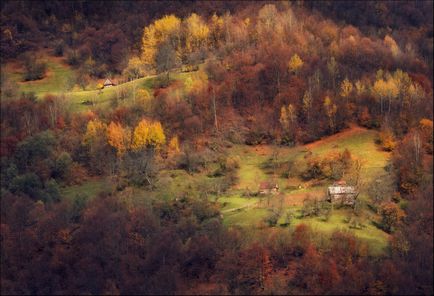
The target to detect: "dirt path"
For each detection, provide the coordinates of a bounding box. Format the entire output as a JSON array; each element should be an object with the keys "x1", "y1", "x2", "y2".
[
  {"x1": 221, "y1": 201, "x2": 258, "y2": 214},
  {"x1": 305, "y1": 125, "x2": 368, "y2": 150}
]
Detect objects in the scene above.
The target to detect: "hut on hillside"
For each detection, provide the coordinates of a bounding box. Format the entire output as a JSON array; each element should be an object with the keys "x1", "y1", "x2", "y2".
[
  {"x1": 327, "y1": 180, "x2": 358, "y2": 206},
  {"x1": 258, "y1": 181, "x2": 279, "y2": 195},
  {"x1": 103, "y1": 78, "x2": 116, "y2": 88}
]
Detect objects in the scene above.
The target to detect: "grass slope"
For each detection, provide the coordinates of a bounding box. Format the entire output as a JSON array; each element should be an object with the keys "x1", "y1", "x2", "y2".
[
  {"x1": 219, "y1": 127, "x2": 391, "y2": 255},
  {"x1": 5, "y1": 56, "x2": 74, "y2": 95}
]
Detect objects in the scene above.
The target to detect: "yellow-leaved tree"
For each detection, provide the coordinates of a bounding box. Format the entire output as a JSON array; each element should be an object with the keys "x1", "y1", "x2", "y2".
[
  {"x1": 288, "y1": 53, "x2": 303, "y2": 74},
  {"x1": 83, "y1": 119, "x2": 107, "y2": 146},
  {"x1": 185, "y1": 13, "x2": 210, "y2": 53},
  {"x1": 324, "y1": 96, "x2": 337, "y2": 133},
  {"x1": 142, "y1": 15, "x2": 181, "y2": 70},
  {"x1": 210, "y1": 13, "x2": 225, "y2": 49},
  {"x1": 279, "y1": 104, "x2": 297, "y2": 131},
  {"x1": 340, "y1": 78, "x2": 353, "y2": 99},
  {"x1": 131, "y1": 119, "x2": 166, "y2": 150},
  {"x1": 106, "y1": 122, "x2": 131, "y2": 157},
  {"x1": 168, "y1": 135, "x2": 181, "y2": 157},
  {"x1": 373, "y1": 76, "x2": 399, "y2": 115}
]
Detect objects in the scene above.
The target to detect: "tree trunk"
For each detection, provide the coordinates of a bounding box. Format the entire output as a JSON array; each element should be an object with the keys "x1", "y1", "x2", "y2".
[{"x1": 212, "y1": 87, "x2": 218, "y2": 132}]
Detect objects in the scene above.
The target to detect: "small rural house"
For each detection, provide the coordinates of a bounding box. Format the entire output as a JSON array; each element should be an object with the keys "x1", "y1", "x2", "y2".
[
  {"x1": 327, "y1": 180, "x2": 358, "y2": 206},
  {"x1": 258, "y1": 181, "x2": 279, "y2": 195},
  {"x1": 103, "y1": 78, "x2": 115, "y2": 88}
]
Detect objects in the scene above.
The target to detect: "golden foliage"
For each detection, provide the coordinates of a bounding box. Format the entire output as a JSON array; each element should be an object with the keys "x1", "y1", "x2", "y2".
[
  {"x1": 340, "y1": 78, "x2": 353, "y2": 98},
  {"x1": 355, "y1": 80, "x2": 366, "y2": 96},
  {"x1": 185, "y1": 13, "x2": 210, "y2": 53},
  {"x1": 373, "y1": 78, "x2": 399, "y2": 99},
  {"x1": 124, "y1": 56, "x2": 145, "y2": 79},
  {"x1": 141, "y1": 15, "x2": 181, "y2": 68},
  {"x1": 83, "y1": 119, "x2": 107, "y2": 146},
  {"x1": 185, "y1": 71, "x2": 208, "y2": 94},
  {"x1": 419, "y1": 118, "x2": 433, "y2": 130},
  {"x1": 379, "y1": 129, "x2": 396, "y2": 151},
  {"x1": 324, "y1": 96, "x2": 337, "y2": 131},
  {"x1": 168, "y1": 136, "x2": 181, "y2": 156},
  {"x1": 302, "y1": 90, "x2": 313, "y2": 119},
  {"x1": 107, "y1": 122, "x2": 131, "y2": 157},
  {"x1": 288, "y1": 53, "x2": 303, "y2": 74},
  {"x1": 131, "y1": 119, "x2": 166, "y2": 150},
  {"x1": 280, "y1": 104, "x2": 297, "y2": 131},
  {"x1": 384, "y1": 35, "x2": 401, "y2": 57}
]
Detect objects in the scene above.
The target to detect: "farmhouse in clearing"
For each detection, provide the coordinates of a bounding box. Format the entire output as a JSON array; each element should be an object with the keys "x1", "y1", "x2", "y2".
[
  {"x1": 103, "y1": 78, "x2": 116, "y2": 88},
  {"x1": 258, "y1": 181, "x2": 279, "y2": 195},
  {"x1": 327, "y1": 180, "x2": 358, "y2": 206}
]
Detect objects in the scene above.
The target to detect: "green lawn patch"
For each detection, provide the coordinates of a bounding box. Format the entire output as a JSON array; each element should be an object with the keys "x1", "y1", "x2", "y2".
[{"x1": 60, "y1": 178, "x2": 111, "y2": 201}]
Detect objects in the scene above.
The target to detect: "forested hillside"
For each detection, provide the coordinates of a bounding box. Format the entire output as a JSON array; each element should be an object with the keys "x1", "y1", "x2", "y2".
[{"x1": 1, "y1": 1, "x2": 433, "y2": 295}]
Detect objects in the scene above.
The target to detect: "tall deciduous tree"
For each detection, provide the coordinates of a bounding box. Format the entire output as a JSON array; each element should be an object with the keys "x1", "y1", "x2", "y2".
[
  {"x1": 288, "y1": 54, "x2": 303, "y2": 75},
  {"x1": 184, "y1": 13, "x2": 210, "y2": 54},
  {"x1": 324, "y1": 96, "x2": 337, "y2": 133},
  {"x1": 142, "y1": 15, "x2": 181, "y2": 71},
  {"x1": 106, "y1": 121, "x2": 130, "y2": 157}
]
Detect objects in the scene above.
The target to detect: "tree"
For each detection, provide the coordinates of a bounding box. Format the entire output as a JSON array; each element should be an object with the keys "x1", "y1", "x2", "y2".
[
  {"x1": 302, "y1": 90, "x2": 313, "y2": 123},
  {"x1": 131, "y1": 119, "x2": 166, "y2": 150},
  {"x1": 209, "y1": 13, "x2": 225, "y2": 49},
  {"x1": 123, "y1": 56, "x2": 145, "y2": 80},
  {"x1": 82, "y1": 119, "x2": 113, "y2": 174},
  {"x1": 324, "y1": 96, "x2": 337, "y2": 133},
  {"x1": 256, "y1": 4, "x2": 278, "y2": 41},
  {"x1": 355, "y1": 80, "x2": 366, "y2": 96},
  {"x1": 288, "y1": 54, "x2": 303, "y2": 74},
  {"x1": 379, "y1": 128, "x2": 396, "y2": 151},
  {"x1": 379, "y1": 202, "x2": 405, "y2": 233},
  {"x1": 168, "y1": 135, "x2": 180, "y2": 157},
  {"x1": 279, "y1": 103, "x2": 297, "y2": 143},
  {"x1": 384, "y1": 35, "x2": 401, "y2": 58},
  {"x1": 184, "y1": 13, "x2": 210, "y2": 54},
  {"x1": 22, "y1": 53, "x2": 47, "y2": 81},
  {"x1": 106, "y1": 121, "x2": 130, "y2": 157},
  {"x1": 155, "y1": 41, "x2": 178, "y2": 84},
  {"x1": 340, "y1": 78, "x2": 353, "y2": 101},
  {"x1": 327, "y1": 56, "x2": 338, "y2": 90},
  {"x1": 83, "y1": 119, "x2": 106, "y2": 146},
  {"x1": 141, "y1": 15, "x2": 181, "y2": 71},
  {"x1": 373, "y1": 77, "x2": 399, "y2": 115}
]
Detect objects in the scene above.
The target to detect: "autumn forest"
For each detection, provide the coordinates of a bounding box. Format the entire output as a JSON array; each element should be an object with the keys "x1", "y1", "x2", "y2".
[{"x1": 0, "y1": 1, "x2": 433, "y2": 295}]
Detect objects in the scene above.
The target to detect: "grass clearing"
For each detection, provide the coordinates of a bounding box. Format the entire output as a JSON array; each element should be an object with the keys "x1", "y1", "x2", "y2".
[
  {"x1": 223, "y1": 207, "x2": 269, "y2": 227},
  {"x1": 219, "y1": 127, "x2": 391, "y2": 255},
  {"x1": 5, "y1": 56, "x2": 75, "y2": 95},
  {"x1": 3, "y1": 54, "x2": 199, "y2": 113},
  {"x1": 60, "y1": 178, "x2": 111, "y2": 201}
]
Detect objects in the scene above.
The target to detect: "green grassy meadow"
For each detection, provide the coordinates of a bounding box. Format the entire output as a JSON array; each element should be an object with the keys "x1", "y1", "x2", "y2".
[
  {"x1": 217, "y1": 127, "x2": 391, "y2": 254},
  {"x1": 3, "y1": 55, "x2": 197, "y2": 112}
]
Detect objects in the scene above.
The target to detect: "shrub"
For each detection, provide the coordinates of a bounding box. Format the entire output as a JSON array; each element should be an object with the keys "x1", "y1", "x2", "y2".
[
  {"x1": 54, "y1": 40, "x2": 64, "y2": 56},
  {"x1": 53, "y1": 152, "x2": 72, "y2": 180},
  {"x1": 265, "y1": 209, "x2": 281, "y2": 226},
  {"x1": 66, "y1": 49, "x2": 80, "y2": 66},
  {"x1": 10, "y1": 173, "x2": 42, "y2": 199},
  {"x1": 301, "y1": 150, "x2": 354, "y2": 181},
  {"x1": 379, "y1": 201, "x2": 405, "y2": 233},
  {"x1": 22, "y1": 54, "x2": 46, "y2": 81},
  {"x1": 177, "y1": 146, "x2": 206, "y2": 173}
]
